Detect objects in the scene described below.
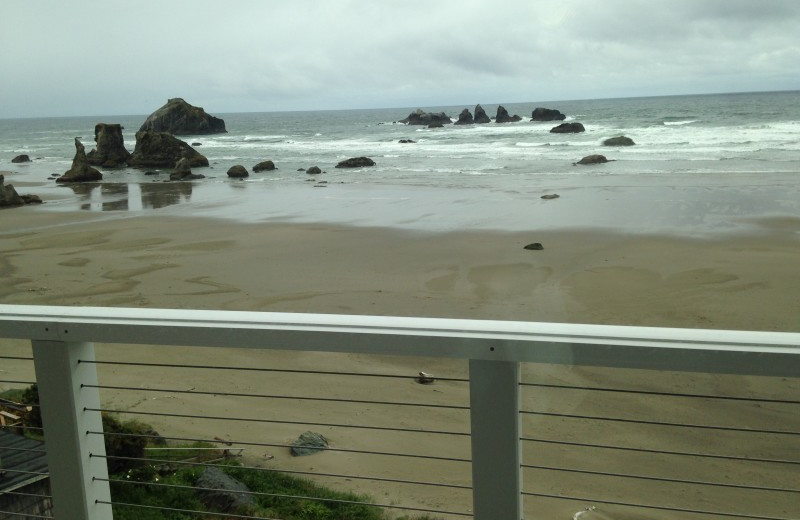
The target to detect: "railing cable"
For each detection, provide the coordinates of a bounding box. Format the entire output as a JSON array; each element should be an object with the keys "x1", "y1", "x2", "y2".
[
  {"x1": 0, "y1": 511, "x2": 53, "y2": 519},
  {"x1": 0, "y1": 355, "x2": 33, "y2": 361},
  {"x1": 0, "y1": 445, "x2": 47, "y2": 454}
]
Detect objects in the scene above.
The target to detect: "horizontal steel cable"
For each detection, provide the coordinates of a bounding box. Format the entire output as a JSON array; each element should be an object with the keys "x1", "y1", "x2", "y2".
[
  {"x1": 520, "y1": 462, "x2": 800, "y2": 493},
  {"x1": 100, "y1": 478, "x2": 473, "y2": 517},
  {"x1": 0, "y1": 425, "x2": 43, "y2": 432},
  {"x1": 90, "y1": 430, "x2": 471, "y2": 463},
  {"x1": 82, "y1": 383, "x2": 470, "y2": 410},
  {"x1": 0, "y1": 379, "x2": 34, "y2": 385},
  {"x1": 523, "y1": 490, "x2": 792, "y2": 520},
  {"x1": 519, "y1": 381, "x2": 800, "y2": 405},
  {"x1": 80, "y1": 359, "x2": 469, "y2": 382},
  {"x1": 0, "y1": 445, "x2": 47, "y2": 454},
  {"x1": 0, "y1": 468, "x2": 49, "y2": 477},
  {"x1": 521, "y1": 436, "x2": 800, "y2": 465},
  {"x1": 98, "y1": 500, "x2": 278, "y2": 520},
  {"x1": 0, "y1": 490, "x2": 53, "y2": 499},
  {"x1": 86, "y1": 406, "x2": 470, "y2": 436},
  {"x1": 0, "y1": 356, "x2": 33, "y2": 361},
  {"x1": 0, "y1": 511, "x2": 52, "y2": 519},
  {"x1": 92, "y1": 453, "x2": 472, "y2": 490},
  {"x1": 520, "y1": 409, "x2": 800, "y2": 435}
]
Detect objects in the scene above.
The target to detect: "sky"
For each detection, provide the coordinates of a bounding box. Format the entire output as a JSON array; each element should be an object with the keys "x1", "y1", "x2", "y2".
[{"x1": 1, "y1": 0, "x2": 799, "y2": 118}]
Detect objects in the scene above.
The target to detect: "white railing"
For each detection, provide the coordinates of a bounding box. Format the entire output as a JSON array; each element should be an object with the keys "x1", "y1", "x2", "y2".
[{"x1": 0, "y1": 304, "x2": 798, "y2": 520}]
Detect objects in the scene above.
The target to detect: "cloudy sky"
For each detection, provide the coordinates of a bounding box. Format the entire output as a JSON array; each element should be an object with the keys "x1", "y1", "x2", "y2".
[{"x1": 1, "y1": 0, "x2": 798, "y2": 118}]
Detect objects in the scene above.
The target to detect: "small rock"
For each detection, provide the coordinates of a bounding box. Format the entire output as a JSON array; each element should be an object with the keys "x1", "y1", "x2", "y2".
[
  {"x1": 21, "y1": 194, "x2": 43, "y2": 204},
  {"x1": 11, "y1": 154, "x2": 31, "y2": 163},
  {"x1": 192, "y1": 142, "x2": 202, "y2": 146},
  {"x1": 306, "y1": 166, "x2": 322, "y2": 174},
  {"x1": 227, "y1": 165, "x2": 249, "y2": 178},
  {"x1": 550, "y1": 122, "x2": 586, "y2": 134},
  {"x1": 398, "y1": 139, "x2": 416, "y2": 144},
  {"x1": 297, "y1": 168, "x2": 306, "y2": 171},
  {"x1": 144, "y1": 170, "x2": 159, "y2": 176},
  {"x1": 170, "y1": 157, "x2": 205, "y2": 181},
  {"x1": 290, "y1": 431, "x2": 328, "y2": 456},
  {"x1": 195, "y1": 467, "x2": 253, "y2": 512},
  {"x1": 253, "y1": 160, "x2": 276, "y2": 172},
  {"x1": 603, "y1": 136, "x2": 635, "y2": 146},
  {"x1": 415, "y1": 371, "x2": 435, "y2": 384},
  {"x1": 524, "y1": 243, "x2": 544, "y2": 250},
  {"x1": 335, "y1": 157, "x2": 375, "y2": 169},
  {"x1": 575, "y1": 154, "x2": 608, "y2": 165},
  {"x1": 541, "y1": 194, "x2": 560, "y2": 200}
]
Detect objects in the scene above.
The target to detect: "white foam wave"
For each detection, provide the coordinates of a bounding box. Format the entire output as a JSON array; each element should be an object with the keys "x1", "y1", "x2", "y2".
[{"x1": 663, "y1": 120, "x2": 698, "y2": 126}]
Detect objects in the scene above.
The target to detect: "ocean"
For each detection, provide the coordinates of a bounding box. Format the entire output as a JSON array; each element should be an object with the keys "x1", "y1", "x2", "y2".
[{"x1": 2, "y1": 90, "x2": 799, "y2": 234}]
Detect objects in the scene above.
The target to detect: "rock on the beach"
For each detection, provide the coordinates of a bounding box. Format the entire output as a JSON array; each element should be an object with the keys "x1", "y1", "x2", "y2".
[
  {"x1": 306, "y1": 166, "x2": 322, "y2": 174},
  {"x1": 524, "y1": 242, "x2": 544, "y2": 250},
  {"x1": 11, "y1": 154, "x2": 30, "y2": 163},
  {"x1": 138, "y1": 97, "x2": 227, "y2": 135},
  {"x1": 335, "y1": 157, "x2": 375, "y2": 168},
  {"x1": 495, "y1": 105, "x2": 522, "y2": 123},
  {"x1": 576, "y1": 154, "x2": 608, "y2": 165},
  {"x1": 550, "y1": 122, "x2": 586, "y2": 133},
  {"x1": 252, "y1": 160, "x2": 275, "y2": 172},
  {"x1": 21, "y1": 194, "x2": 43, "y2": 204},
  {"x1": 603, "y1": 135, "x2": 635, "y2": 146},
  {"x1": 191, "y1": 142, "x2": 202, "y2": 146},
  {"x1": 291, "y1": 431, "x2": 328, "y2": 456},
  {"x1": 454, "y1": 108, "x2": 474, "y2": 125},
  {"x1": 86, "y1": 123, "x2": 131, "y2": 167},
  {"x1": 127, "y1": 131, "x2": 209, "y2": 168},
  {"x1": 195, "y1": 467, "x2": 253, "y2": 513},
  {"x1": 474, "y1": 104, "x2": 491, "y2": 124},
  {"x1": 531, "y1": 107, "x2": 566, "y2": 121},
  {"x1": 170, "y1": 157, "x2": 205, "y2": 181},
  {"x1": 398, "y1": 139, "x2": 416, "y2": 144},
  {"x1": 399, "y1": 109, "x2": 452, "y2": 126},
  {"x1": 541, "y1": 193, "x2": 560, "y2": 200},
  {"x1": 227, "y1": 165, "x2": 248, "y2": 178},
  {"x1": 57, "y1": 138, "x2": 103, "y2": 183},
  {"x1": 0, "y1": 175, "x2": 25, "y2": 207}
]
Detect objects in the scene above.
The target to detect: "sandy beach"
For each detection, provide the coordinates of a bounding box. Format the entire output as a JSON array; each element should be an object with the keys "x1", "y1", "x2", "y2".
[{"x1": 1, "y1": 202, "x2": 799, "y2": 519}]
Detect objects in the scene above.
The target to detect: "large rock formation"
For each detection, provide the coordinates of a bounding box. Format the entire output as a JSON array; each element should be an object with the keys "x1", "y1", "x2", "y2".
[
  {"x1": 603, "y1": 136, "x2": 635, "y2": 146},
  {"x1": 399, "y1": 109, "x2": 452, "y2": 126},
  {"x1": 550, "y1": 122, "x2": 586, "y2": 133},
  {"x1": 57, "y1": 139, "x2": 103, "y2": 183},
  {"x1": 138, "y1": 98, "x2": 227, "y2": 135},
  {"x1": 495, "y1": 105, "x2": 522, "y2": 123},
  {"x1": 454, "y1": 108, "x2": 474, "y2": 125},
  {"x1": 86, "y1": 123, "x2": 131, "y2": 167},
  {"x1": 531, "y1": 108, "x2": 566, "y2": 121},
  {"x1": 335, "y1": 157, "x2": 375, "y2": 168},
  {"x1": 11, "y1": 154, "x2": 30, "y2": 163},
  {"x1": 474, "y1": 104, "x2": 491, "y2": 124},
  {"x1": 0, "y1": 175, "x2": 24, "y2": 207},
  {"x1": 127, "y1": 131, "x2": 209, "y2": 168}
]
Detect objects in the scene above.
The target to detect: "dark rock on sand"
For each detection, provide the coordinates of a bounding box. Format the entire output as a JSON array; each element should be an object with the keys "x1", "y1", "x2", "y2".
[
  {"x1": 550, "y1": 122, "x2": 586, "y2": 133},
  {"x1": 524, "y1": 243, "x2": 544, "y2": 250},
  {"x1": 128, "y1": 131, "x2": 209, "y2": 168},
  {"x1": 0, "y1": 175, "x2": 25, "y2": 207},
  {"x1": 306, "y1": 166, "x2": 322, "y2": 174},
  {"x1": 196, "y1": 467, "x2": 253, "y2": 513},
  {"x1": 144, "y1": 170, "x2": 159, "y2": 176},
  {"x1": 11, "y1": 154, "x2": 30, "y2": 163},
  {"x1": 139, "y1": 98, "x2": 226, "y2": 135},
  {"x1": 603, "y1": 135, "x2": 635, "y2": 146},
  {"x1": 227, "y1": 165, "x2": 248, "y2": 178},
  {"x1": 398, "y1": 139, "x2": 416, "y2": 144},
  {"x1": 531, "y1": 108, "x2": 566, "y2": 121},
  {"x1": 297, "y1": 168, "x2": 305, "y2": 172},
  {"x1": 252, "y1": 160, "x2": 275, "y2": 172},
  {"x1": 474, "y1": 104, "x2": 491, "y2": 124},
  {"x1": 541, "y1": 193, "x2": 560, "y2": 200},
  {"x1": 191, "y1": 142, "x2": 202, "y2": 146},
  {"x1": 86, "y1": 123, "x2": 131, "y2": 167},
  {"x1": 291, "y1": 431, "x2": 328, "y2": 456},
  {"x1": 57, "y1": 138, "x2": 103, "y2": 183},
  {"x1": 399, "y1": 109, "x2": 452, "y2": 126},
  {"x1": 170, "y1": 157, "x2": 205, "y2": 181},
  {"x1": 576, "y1": 154, "x2": 608, "y2": 165},
  {"x1": 454, "y1": 108, "x2": 474, "y2": 125},
  {"x1": 21, "y1": 194, "x2": 43, "y2": 204},
  {"x1": 495, "y1": 105, "x2": 522, "y2": 123},
  {"x1": 335, "y1": 157, "x2": 375, "y2": 168}
]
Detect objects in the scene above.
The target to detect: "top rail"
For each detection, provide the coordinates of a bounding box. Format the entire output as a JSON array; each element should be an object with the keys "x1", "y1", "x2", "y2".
[{"x1": 0, "y1": 304, "x2": 798, "y2": 376}]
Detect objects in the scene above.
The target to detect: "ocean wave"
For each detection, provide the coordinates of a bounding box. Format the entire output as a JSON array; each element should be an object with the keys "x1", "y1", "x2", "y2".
[{"x1": 663, "y1": 120, "x2": 698, "y2": 126}]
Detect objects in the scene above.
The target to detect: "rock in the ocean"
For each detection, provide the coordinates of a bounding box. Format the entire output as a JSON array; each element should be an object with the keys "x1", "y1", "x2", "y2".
[
  {"x1": 524, "y1": 243, "x2": 544, "y2": 250},
  {"x1": 291, "y1": 431, "x2": 328, "y2": 456},
  {"x1": 398, "y1": 139, "x2": 416, "y2": 144},
  {"x1": 0, "y1": 175, "x2": 25, "y2": 207},
  {"x1": 252, "y1": 160, "x2": 275, "y2": 172},
  {"x1": 306, "y1": 166, "x2": 322, "y2": 174},
  {"x1": 57, "y1": 138, "x2": 103, "y2": 183},
  {"x1": 495, "y1": 105, "x2": 522, "y2": 123},
  {"x1": 127, "y1": 131, "x2": 209, "y2": 168},
  {"x1": 603, "y1": 136, "x2": 635, "y2": 146},
  {"x1": 227, "y1": 165, "x2": 248, "y2": 178},
  {"x1": 541, "y1": 193, "x2": 560, "y2": 200},
  {"x1": 454, "y1": 108, "x2": 474, "y2": 125},
  {"x1": 427, "y1": 122, "x2": 444, "y2": 128},
  {"x1": 550, "y1": 122, "x2": 586, "y2": 133},
  {"x1": 399, "y1": 109, "x2": 452, "y2": 126},
  {"x1": 531, "y1": 107, "x2": 566, "y2": 121},
  {"x1": 86, "y1": 123, "x2": 131, "y2": 167},
  {"x1": 576, "y1": 154, "x2": 608, "y2": 165},
  {"x1": 474, "y1": 104, "x2": 491, "y2": 124},
  {"x1": 335, "y1": 157, "x2": 375, "y2": 168},
  {"x1": 191, "y1": 142, "x2": 202, "y2": 146},
  {"x1": 195, "y1": 467, "x2": 253, "y2": 513},
  {"x1": 170, "y1": 157, "x2": 205, "y2": 180},
  {"x1": 138, "y1": 98, "x2": 227, "y2": 135},
  {"x1": 11, "y1": 154, "x2": 30, "y2": 163}
]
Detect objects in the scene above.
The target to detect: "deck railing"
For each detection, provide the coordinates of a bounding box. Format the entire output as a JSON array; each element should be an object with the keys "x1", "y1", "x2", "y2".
[{"x1": 0, "y1": 304, "x2": 798, "y2": 520}]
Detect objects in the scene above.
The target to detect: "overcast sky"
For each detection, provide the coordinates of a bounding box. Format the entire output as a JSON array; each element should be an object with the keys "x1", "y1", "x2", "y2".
[{"x1": 1, "y1": 0, "x2": 798, "y2": 118}]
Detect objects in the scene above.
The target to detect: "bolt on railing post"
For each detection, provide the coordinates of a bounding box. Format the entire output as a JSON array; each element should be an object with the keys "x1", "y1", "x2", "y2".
[
  {"x1": 469, "y1": 359, "x2": 523, "y2": 520},
  {"x1": 32, "y1": 340, "x2": 113, "y2": 520}
]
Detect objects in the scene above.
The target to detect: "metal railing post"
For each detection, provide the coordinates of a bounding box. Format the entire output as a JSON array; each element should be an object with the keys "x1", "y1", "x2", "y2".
[
  {"x1": 469, "y1": 359, "x2": 522, "y2": 520},
  {"x1": 32, "y1": 340, "x2": 112, "y2": 520}
]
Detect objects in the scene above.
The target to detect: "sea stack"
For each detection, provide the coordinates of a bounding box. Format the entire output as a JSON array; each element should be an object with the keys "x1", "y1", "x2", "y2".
[
  {"x1": 127, "y1": 131, "x2": 209, "y2": 168},
  {"x1": 454, "y1": 108, "x2": 474, "y2": 125},
  {"x1": 495, "y1": 105, "x2": 522, "y2": 123},
  {"x1": 531, "y1": 108, "x2": 566, "y2": 121},
  {"x1": 473, "y1": 104, "x2": 491, "y2": 124},
  {"x1": 86, "y1": 123, "x2": 131, "y2": 167},
  {"x1": 399, "y1": 109, "x2": 452, "y2": 126},
  {"x1": 57, "y1": 138, "x2": 103, "y2": 183},
  {"x1": 138, "y1": 98, "x2": 227, "y2": 135}
]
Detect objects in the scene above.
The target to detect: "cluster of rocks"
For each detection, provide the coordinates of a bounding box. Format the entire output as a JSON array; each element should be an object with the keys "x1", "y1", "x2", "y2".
[
  {"x1": 402, "y1": 105, "x2": 570, "y2": 128},
  {"x1": 573, "y1": 136, "x2": 636, "y2": 166},
  {"x1": 224, "y1": 157, "x2": 375, "y2": 179},
  {"x1": 0, "y1": 174, "x2": 42, "y2": 207}
]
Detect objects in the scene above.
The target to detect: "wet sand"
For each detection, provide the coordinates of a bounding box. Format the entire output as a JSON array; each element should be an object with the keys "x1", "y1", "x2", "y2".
[{"x1": 1, "y1": 207, "x2": 799, "y2": 519}]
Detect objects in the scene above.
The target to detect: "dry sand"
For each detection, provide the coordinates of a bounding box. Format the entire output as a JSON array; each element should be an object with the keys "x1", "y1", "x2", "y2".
[{"x1": 1, "y1": 207, "x2": 799, "y2": 520}]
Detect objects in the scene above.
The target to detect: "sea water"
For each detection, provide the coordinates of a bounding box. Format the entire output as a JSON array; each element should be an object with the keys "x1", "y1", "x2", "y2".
[{"x1": 1, "y1": 91, "x2": 799, "y2": 234}]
